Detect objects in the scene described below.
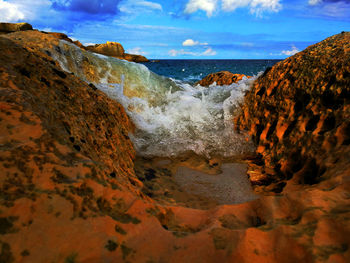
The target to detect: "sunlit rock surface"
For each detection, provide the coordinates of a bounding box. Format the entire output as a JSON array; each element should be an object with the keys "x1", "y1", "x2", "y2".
[
  {"x1": 0, "y1": 30, "x2": 349, "y2": 263},
  {"x1": 235, "y1": 32, "x2": 350, "y2": 193},
  {"x1": 197, "y1": 71, "x2": 251, "y2": 87},
  {"x1": 86, "y1": 41, "x2": 149, "y2": 63},
  {"x1": 0, "y1": 22, "x2": 33, "y2": 34}
]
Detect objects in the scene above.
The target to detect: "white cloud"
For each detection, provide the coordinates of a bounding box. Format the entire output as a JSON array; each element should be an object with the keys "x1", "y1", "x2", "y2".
[
  {"x1": 0, "y1": 0, "x2": 51, "y2": 22},
  {"x1": 222, "y1": 0, "x2": 282, "y2": 16},
  {"x1": 119, "y1": 0, "x2": 162, "y2": 14},
  {"x1": 136, "y1": 1, "x2": 162, "y2": 10},
  {"x1": 169, "y1": 47, "x2": 217, "y2": 57},
  {"x1": 182, "y1": 39, "x2": 209, "y2": 46},
  {"x1": 116, "y1": 23, "x2": 182, "y2": 31},
  {"x1": 169, "y1": 49, "x2": 196, "y2": 56},
  {"x1": 184, "y1": 0, "x2": 218, "y2": 17},
  {"x1": 308, "y1": 0, "x2": 322, "y2": 5},
  {"x1": 0, "y1": 0, "x2": 25, "y2": 22},
  {"x1": 84, "y1": 42, "x2": 97, "y2": 46},
  {"x1": 183, "y1": 39, "x2": 199, "y2": 46},
  {"x1": 184, "y1": 0, "x2": 282, "y2": 17},
  {"x1": 281, "y1": 45, "x2": 299, "y2": 56},
  {"x1": 241, "y1": 42, "x2": 254, "y2": 47},
  {"x1": 202, "y1": 47, "x2": 217, "y2": 55},
  {"x1": 126, "y1": 47, "x2": 148, "y2": 55}
]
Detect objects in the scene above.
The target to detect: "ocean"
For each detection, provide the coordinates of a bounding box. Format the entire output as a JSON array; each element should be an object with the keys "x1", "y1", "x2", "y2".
[
  {"x1": 52, "y1": 42, "x2": 280, "y2": 157},
  {"x1": 141, "y1": 59, "x2": 280, "y2": 83}
]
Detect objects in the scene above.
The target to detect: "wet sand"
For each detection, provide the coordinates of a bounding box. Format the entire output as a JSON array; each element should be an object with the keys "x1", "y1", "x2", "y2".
[
  {"x1": 175, "y1": 163, "x2": 258, "y2": 205},
  {"x1": 134, "y1": 152, "x2": 258, "y2": 209}
]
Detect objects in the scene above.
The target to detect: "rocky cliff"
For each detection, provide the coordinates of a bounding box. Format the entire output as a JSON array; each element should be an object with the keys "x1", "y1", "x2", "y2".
[
  {"x1": 86, "y1": 42, "x2": 149, "y2": 63},
  {"x1": 0, "y1": 23, "x2": 148, "y2": 63},
  {"x1": 235, "y1": 31, "x2": 350, "y2": 194},
  {"x1": 0, "y1": 23, "x2": 32, "y2": 34},
  {"x1": 0, "y1": 29, "x2": 349, "y2": 263},
  {"x1": 197, "y1": 71, "x2": 251, "y2": 86}
]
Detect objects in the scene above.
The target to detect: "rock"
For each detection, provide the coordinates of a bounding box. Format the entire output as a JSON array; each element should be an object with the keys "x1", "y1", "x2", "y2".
[
  {"x1": 86, "y1": 41, "x2": 125, "y2": 58},
  {"x1": 86, "y1": 41, "x2": 149, "y2": 62},
  {"x1": 45, "y1": 32, "x2": 86, "y2": 49},
  {"x1": 1, "y1": 30, "x2": 350, "y2": 263},
  {"x1": 197, "y1": 71, "x2": 251, "y2": 86},
  {"x1": 124, "y1": 53, "x2": 149, "y2": 62},
  {"x1": 0, "y1": 22, "x2": 33, "y2": 34},
  {"x1": 235, "y1": 32, "x2": 350, "y2": 193},
  {"x1": 46, "y1": 32, "x2": 71, "y2": 41},
  {"x1": 73, "y1": 40, "x2": 85, "y2": 49}
]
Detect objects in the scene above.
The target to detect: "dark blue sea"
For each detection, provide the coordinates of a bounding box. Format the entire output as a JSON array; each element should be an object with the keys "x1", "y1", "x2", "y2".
[{"x1": 141, "y1": 59, "x2": 281, "y2": 83}]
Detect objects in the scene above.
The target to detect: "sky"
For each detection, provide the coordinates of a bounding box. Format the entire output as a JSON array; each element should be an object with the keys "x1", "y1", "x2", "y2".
[{"x1": 0, "y1": 0, "x2": 349, "y2": 59}]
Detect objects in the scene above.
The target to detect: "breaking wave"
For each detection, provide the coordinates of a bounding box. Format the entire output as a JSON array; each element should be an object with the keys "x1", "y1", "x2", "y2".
[{"x1": 50, "y1": 40, "x2": 256, "y2": 157}]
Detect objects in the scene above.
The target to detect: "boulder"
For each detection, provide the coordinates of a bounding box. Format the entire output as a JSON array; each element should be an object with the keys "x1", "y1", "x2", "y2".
[
  {"x1": 124, "y1": 53, "x2": 149, "y2": 62},
  {"x1": 197, "y1": 71, "x2": 251, "y2": 86},
  {"x1": 235, "y1": 32, "x2": 350, "y2": 193},
  {"x1": 86, "y1": 41, "x2": 125, "y2": 58},
  {"x1": 46, "y1": 32, "x2": 74, "y2": 43},
  {"x1": 86, "y1": 41, "x2": 149, "y2": 62},
  {"x1": 0, "y1": 22, "x2": 33, "y2": 34}
]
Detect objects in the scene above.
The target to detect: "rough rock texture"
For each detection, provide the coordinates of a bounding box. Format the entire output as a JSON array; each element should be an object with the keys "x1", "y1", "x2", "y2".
[
  {"x1": 0, "y1": 30, "x2": 349, "y2": 263},
  {"x1": 45, "y1": 31, "x2": 85, "y2": 48},
  {"x1": 0, "y1": 23, "x2": 33, "y2": 34},
  {"x1": 86, "y1": 41, "x2": 149, "y2": 62},
  {"x1": 86, "y1": 41, "x2": 125, "y2": 57},
  {"x1": 235, "y1": 32, "x2": 350, "y2": 194},
  {"x1": 123, "y1": 53, "x2": 149, "y2": 63},
  {"x1": 197, "y1": 71, "x2": 251, "y2": 86}
]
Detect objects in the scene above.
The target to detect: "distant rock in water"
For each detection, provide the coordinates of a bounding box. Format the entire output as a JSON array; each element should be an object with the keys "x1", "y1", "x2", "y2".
[
  {"x1": 235, "y1": 31, "x2": 350, "y2": 193},
  {"x1": 86, "y1": 41, "x2": 149, "y2": 62},
  {"x1": 44, "y1": 31, "x2": 85, "y2": 48},
  {"x1": 197, "y1": 71, "x2": 251, "y2": 86},
  {"x1": 0, "y1": 22, "x2": 33, "y2": 34}
]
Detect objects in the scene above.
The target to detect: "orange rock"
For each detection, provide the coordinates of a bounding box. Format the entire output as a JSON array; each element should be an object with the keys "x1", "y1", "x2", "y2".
[
  {"x1": 86, "y1": 41, "x2": 125, "y2": 58},
  {"x1": 1, "y1": 29, "x2": 350, "y2": 263},
  {"x1": 86, "y1": 41, "x2": 149, "y2": 62},
  {"x1": 0, "y1": 22, "x2": 33, "y2": 34},
  {"x1": 235, "y1": 31, "x2": 350, "y2": 193},
  {"x1": 197, "y1": 71, "x2": 251, "y2": 86}
]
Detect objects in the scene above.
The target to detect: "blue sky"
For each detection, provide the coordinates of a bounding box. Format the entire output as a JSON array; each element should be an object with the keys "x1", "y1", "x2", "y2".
[{"x1": 1, "y1": 0, "x2": 349, "y2": 59}]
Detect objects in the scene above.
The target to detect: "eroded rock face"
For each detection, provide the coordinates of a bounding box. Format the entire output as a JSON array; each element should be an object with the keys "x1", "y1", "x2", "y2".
[
  {"x1": 1, "y1": 31, "x2": 349, "y2": 263},
  {"x1": 197, "y1": 71, "x2": 251, "y2": 86},
  {"x1": 86, "y1": 41, "x2": 125, "y2": 57},
  {"x1": 0, "y1": 22, "x2": 33, "y2": 34},
  {"x1": 45, "y1": 31, "x2": 85, "y2": 48},
  {"x1": 86, "y1": 41, "x2": 149, "y2": 62},
  {"x1": 235, "y1": 32, "x2": 350, "y2": 193},
  {"x1": 123, "y1": 53, "x2": 149, "y2": 62}
]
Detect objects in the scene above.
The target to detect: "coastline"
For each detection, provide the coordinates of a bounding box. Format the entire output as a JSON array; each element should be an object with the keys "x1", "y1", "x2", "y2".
[{"x1": 0, "y1": 24, "x2": 349, "y2": 262}]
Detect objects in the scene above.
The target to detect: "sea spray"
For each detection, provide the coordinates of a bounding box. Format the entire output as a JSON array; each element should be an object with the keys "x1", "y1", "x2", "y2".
[{"x1": 50, "y1": 40, "x2": 256, "y2": 157}]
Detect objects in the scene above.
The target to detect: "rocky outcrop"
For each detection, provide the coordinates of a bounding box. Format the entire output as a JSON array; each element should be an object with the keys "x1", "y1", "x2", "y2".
[
  {"x1": 86, "y1": 41, "x2": 125, "y2": 57},
  {"x1": 0, "y1": 22, "x2": 32, "y2": 34},
  {"x1": 197, "y1": 71, "x2": 251, "y2": 86},
  {"x1": 86, "y1": 41, "x2": 149, "y2": 62},
  {"x1": 235, "y1": 32, "x2": 350, "y2": 194},
  {"x1": 1, "y1": 30, "x2": 350, "y2": 263},
  {"x1": 123, "y1": 53, "x2": 149, "y2": 63},
  {"x1": 45, "y1": 31, "x2": 85, "y2": 48}
]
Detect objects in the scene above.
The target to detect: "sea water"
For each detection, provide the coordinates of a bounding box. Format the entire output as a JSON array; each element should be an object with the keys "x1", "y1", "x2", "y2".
[
  {"x1": 141, "y1": 59, "x2": 280, "y2": 83},
  {"x1": 51, "y1": 41, "x2": 280, "y2": 158}
]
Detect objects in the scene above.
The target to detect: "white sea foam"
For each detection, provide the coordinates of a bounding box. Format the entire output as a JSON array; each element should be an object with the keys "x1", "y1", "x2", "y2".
[{"x1": 51, "y1": 40, "x2": 256, "y2": 158}]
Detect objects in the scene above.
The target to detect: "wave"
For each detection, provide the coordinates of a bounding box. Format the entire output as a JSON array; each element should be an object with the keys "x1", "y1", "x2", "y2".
[{"x1": 50, "y1": 40, "x2": 256, "y2": 157}]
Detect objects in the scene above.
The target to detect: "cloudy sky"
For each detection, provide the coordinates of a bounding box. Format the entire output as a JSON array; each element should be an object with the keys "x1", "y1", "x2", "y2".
[{"x1": 1, "y1": 0, "x2": 349, "y2": 58}]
